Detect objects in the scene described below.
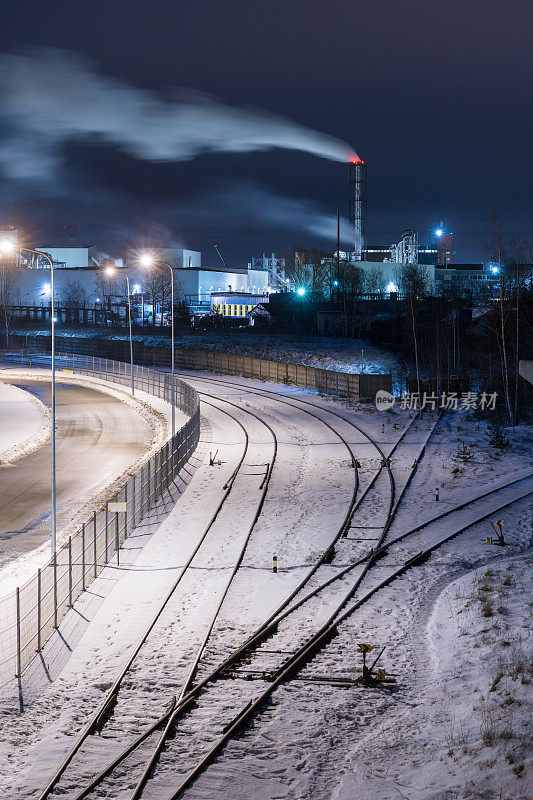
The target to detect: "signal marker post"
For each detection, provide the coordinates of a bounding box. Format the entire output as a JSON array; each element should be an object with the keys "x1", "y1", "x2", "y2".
[{"x1": 357, "y1": 642, "x2": 374, "y2": 683}]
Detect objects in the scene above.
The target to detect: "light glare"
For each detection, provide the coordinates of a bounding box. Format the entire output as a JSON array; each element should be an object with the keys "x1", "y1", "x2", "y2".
[{"x1": 0, "y1": 238, "x2": 15, "y2": 254}]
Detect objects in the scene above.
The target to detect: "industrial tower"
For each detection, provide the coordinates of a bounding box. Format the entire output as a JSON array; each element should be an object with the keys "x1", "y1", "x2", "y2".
[{"x1": 349, "y1": 160, "x2": 367, "y2": 261}]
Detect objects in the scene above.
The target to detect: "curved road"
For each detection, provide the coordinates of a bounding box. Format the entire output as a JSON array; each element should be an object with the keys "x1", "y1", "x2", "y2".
[{"x1": 0, "y1": 379, "x2": 153, "y2": 568}]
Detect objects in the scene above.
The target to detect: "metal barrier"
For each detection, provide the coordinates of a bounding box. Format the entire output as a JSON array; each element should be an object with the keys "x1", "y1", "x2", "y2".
[
  {"x1": 7, "y1": 333, "x2": 393, "y2": 399},
  {"x1": 0, "y1": 349, "x2": 200, "y2": 685}
]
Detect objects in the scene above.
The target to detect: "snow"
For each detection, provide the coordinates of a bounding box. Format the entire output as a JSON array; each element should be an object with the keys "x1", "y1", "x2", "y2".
[
  {"x1": 0, "y1": 379, "x2": 51, "y2": 465},
  {"x1": 334, "y1": 555, "x2": 533, "y2": 800},
  {"x1": 14, "y1": 327, "x2": 399, "y2": 375},
  {"x1": 0, "y1": 374, "x2": 531, "y2": 799}
]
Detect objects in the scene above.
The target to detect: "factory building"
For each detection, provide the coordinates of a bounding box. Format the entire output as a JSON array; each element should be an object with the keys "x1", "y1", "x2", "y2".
[
  {"x1": 2, "y1": 241, "x2": 269, "y2": 313},
  {"x1": 211, "y1": 291, "x2": 269, "y2": 318}
]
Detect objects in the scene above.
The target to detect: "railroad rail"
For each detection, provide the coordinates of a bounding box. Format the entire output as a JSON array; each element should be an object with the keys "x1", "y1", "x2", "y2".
[{"x1": 37, "y1": 375, "x2": 443, "y2": 799}]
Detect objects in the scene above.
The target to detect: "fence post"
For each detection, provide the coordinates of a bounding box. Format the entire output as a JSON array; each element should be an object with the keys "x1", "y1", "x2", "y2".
[
  {"x1": 93, "y1": 511, "x2": 97, "y2": 578},
  {"x1": 115, "y1": 512, "x2": 120, "y2": 566},
  {"x1": 53, "y1": 553, "x2": 58, "y2": 629},
  {"x1": 68, "y1": 536, "x2": 73, "y2": 607},
  {"x1": 125, "y1": 482, "x2": 129, "y2": 540},
  {"x1": 37, "y1": 568, "x2": 42, "y2": 652},
  {"x1": 105, "y1": 509, "x2": 109, "y2": 563},
  {"x1": 15, "y1": 587, "x2": 21, "y2": 678},
  {"x1": 132, "y1": 475, "x2": 136, "y2": 530},
  {"x1": 82, "y1": 522, "x2": 86, "y2": 591}
]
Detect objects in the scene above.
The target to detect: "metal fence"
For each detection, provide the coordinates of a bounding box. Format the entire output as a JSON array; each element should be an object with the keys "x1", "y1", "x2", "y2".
[
  {"x1": 7, "y1": 333, "x2": 392, "y2": 399},
  {"x1": 0, "y1": 349, "x2": 200, "y2": 685}
]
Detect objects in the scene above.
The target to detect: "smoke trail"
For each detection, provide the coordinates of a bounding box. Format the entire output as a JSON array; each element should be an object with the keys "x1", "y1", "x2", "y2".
[
  {"x1": 0, "y1": 49, "x2": 357, "y2": 180},
  {"x1": 179, "y1": 182, "x2": 359, "y2": 245}
]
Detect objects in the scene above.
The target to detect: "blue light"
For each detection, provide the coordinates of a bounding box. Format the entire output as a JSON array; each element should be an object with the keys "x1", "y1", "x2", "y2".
[
  {"x1": 435, "y1": 228, "x2": 443, "y2": 238},
  {"x1": 296, "y1": 287, "x2": 306, "y2": 296},
  {"x1": 490, "y1": 265, "x2": 499, "y2": 274},
  {"x1": 333, "y1": 280, "x2": 339, "y2": 287}
]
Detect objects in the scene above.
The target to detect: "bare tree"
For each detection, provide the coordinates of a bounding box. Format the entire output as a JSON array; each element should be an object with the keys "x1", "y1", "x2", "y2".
[
  {"x1": 486, "y1": 212, "x2": 512, "y2": 424},
  {"x1": 365, "y1": 265, "x2": 384, "y2": 296},
  {"x1": 0, "y1": 256, "x2": 19, "y2": 346},
  {"x1": 337, "y1": 261, "x2": 365, "y2": 337},
  {"x1": 507, "y1": 232, "x2": 529, "y2": 424},
  {"x1": 95, "y1": 272, "x2": 121, "y2": 307},
  {"x1": 144, "y1": 265, "x2": 173, "y2": 326},
  {"x1": 397, "y1": 263, "x2": 430, "y2": 399},
  {"x1": 62, "y1": 280, "x2": 87, "y2": 308}
]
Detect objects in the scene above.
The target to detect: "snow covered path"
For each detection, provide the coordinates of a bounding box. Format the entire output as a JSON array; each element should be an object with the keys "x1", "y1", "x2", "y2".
[
  {"x1": 0, "y1": 368, "x2": 179, "y2": 594},
  {"x1": 0, "y1": 379, "x2": 51, "y2": 465},
  {"x1": 0, "y1": 374, "x2": 531, "y2": 800}
]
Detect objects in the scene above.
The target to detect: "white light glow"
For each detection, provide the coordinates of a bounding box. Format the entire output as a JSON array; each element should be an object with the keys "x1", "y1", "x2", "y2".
[
  {"x1": 105, "y1": 266, "x2": 115, "y2": 276},
  {"x1": 0, "y1": 238, "x2": 15, "y2": 254},
  {"x1": 297, "y1": 287, "x2": 306, "y2": 296},
  {"x1": 139, "y1": 253, "x2": 154, "y2": 267},
  {"x1": 386, "y1": 282, "x2": 398, "y2": 293},
  {"x1": 133, "y1": 283, "x2": 141, "y2": 293},
  {"x1": 491, "y1": 266, "x2": 499, "y2": 274},
  {"x1": 435, "y1": 228, "x2": 443, "y2": 237},
  {"x1": 42, "y1": 283, "x2": 51, "y2": 295}
]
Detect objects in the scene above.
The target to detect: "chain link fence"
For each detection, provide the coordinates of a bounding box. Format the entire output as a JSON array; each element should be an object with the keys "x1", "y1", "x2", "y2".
[{"x1": 0, "y1": 349, "x2": 200, "y2": 685}]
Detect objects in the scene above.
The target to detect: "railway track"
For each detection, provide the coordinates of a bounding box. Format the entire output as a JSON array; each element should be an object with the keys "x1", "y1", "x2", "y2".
[
  {"x1": 33, "y1": 374, "x2": 371, "y2": 799},
  {"x1": 28, "y1": 369, "x2": 529, "y2": 800},
  {"x1": 33, "y1": 370, "x2": 422, "y2": 799},
  {"x1": 70, "y1": 378, "x2": 529, "y2": 800},
  {"x1": 32, "y1": 376, "x2": 442, "y2": 799}
]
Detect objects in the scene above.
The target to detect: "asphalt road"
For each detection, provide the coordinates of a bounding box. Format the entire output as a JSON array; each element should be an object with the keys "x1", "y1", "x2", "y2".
[{"x1": 0, "y1": 380, "x2": 153, "y2": 568}]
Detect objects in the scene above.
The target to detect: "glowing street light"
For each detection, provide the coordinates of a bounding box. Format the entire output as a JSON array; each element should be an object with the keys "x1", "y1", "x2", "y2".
[
  {"x1": 0, "y1": 238, "x2": 15, "y2": 254},
  {"x1": 104, "y1": 265, "x2": 135, "y2": 396},
  {"x1": 139, "y1": 252, "x2": 177, "y2": 457},
  {"x1": 333, "y1": 280, "x2": 339, "y2": 287},
  {"x1": 386, "y1": 282, "x2": 398, "y2": 294},
  {"x1": 435, "y1": 228, "x2": 444, "y2": 238},
  {"x1": 139, "y1": 253, "x2": 154, "y2": 268},
  {"x1": 42, "y1": 283, "x2": 51, "y2": 295},
  {"x1": 296, "y1": 287, "x2": 306, "y2": 296},
  {"x1": 490, "y1": 265, "x2": 500, "y2": 274}
]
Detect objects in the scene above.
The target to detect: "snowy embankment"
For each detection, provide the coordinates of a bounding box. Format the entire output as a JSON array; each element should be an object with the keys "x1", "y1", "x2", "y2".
[
  {"x1": 16, "y1": 327, "x2": 400, "y2": 376},
  {"x1": 0, "y1": 368, "x2": 181, "y2": 597},
  {"x1": 336, "y1": 555, "x2": 532, "y2": 800},
  {"x1": 0, "y1": 379, "x2": 51, "y2": 466}
]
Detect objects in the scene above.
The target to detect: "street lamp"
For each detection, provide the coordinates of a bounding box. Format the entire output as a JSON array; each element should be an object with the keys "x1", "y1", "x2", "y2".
[
  {"x1": 0, "y1": 239, "x2": 57, "y2": 559},
  {"x1": 139, "y1": 253, "x2": 176, "y2": 454},
  {"x1": 105, "y1": 266, "x2": 135, "y2": 396}
]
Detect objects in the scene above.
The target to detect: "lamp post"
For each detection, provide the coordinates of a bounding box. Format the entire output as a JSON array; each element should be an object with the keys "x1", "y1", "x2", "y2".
[
  {"x1": 139, "y1": 255, "x2": 176, "y2": 450},
  {"x1": 105, "y1": 266, "x2": 134, "y2": 396},
  {"x1": 0, "y1": 240, "x2": 57, "y2": 558}
]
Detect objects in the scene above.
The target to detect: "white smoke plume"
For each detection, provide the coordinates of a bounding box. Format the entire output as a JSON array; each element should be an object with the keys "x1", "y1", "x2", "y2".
[
  {"x1": 0, "y1": 49, "x2": 357, "y2": 180},
  {"x1": 176, "y1": 182, "x2": 359, "y2": 246}
]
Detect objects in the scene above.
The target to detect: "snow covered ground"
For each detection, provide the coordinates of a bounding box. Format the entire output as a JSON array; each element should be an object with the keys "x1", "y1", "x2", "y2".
[
  {"x1": 0, "y1": 374, "x2": 531, "y2": 800},
  {"x1": 15, "y1": 327, "x2": 399, "y2": 375},
  {"x1": 0, "y1": 379, "x2": 51, "y2": 466}
]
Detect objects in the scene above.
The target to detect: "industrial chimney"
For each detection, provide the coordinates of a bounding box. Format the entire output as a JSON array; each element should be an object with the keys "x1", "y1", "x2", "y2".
[{"x1": 349, "y1": 159, "x2": 367, "y2": 261}]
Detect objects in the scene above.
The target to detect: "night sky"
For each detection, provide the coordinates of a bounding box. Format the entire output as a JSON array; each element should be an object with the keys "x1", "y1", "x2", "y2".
[{"x1": 0, "y1": 0, "x2": 531, "y2": 265}]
